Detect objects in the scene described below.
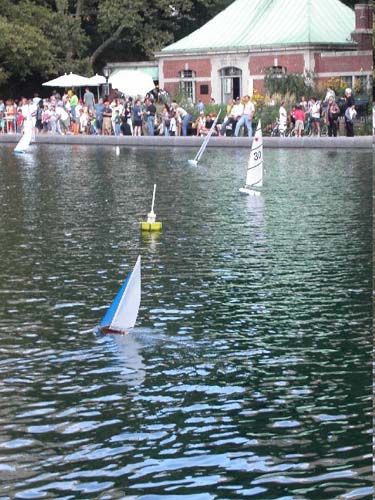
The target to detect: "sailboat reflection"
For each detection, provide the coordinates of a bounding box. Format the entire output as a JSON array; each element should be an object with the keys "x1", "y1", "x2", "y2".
[
  {"x1": 110, "y1": 331, "x2": 146, "y2": 387},
  {"x1": 246, "y1": 193, "x2": 265, "y2": 230}
]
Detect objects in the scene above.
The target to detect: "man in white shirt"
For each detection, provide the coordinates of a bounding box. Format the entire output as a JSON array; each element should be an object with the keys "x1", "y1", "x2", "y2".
[
  {"x1": 234, "y1": 95, "x2": 255, "y2": 137},
  {"x1": 225, "y1": 97, "x2": 243, "y2": 136},
  {"x1": 55, "y1": 104, "x2": 70, "y2": 134},
  {"x1": 310, "y1": 97, "x2": 321, "y2": 136}
]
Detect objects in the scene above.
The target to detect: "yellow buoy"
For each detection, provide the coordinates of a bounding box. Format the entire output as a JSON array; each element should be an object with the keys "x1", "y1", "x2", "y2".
[
  {"x1": 140, "y1": 184, "x2": 162, "y2": 231},
  {"x1": 140, "y1": 221, "x2": 162, "y2": 231}
]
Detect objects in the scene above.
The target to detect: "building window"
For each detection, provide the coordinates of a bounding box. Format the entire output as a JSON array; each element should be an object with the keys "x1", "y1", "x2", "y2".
[
  {"x1": 200, "y1": 85, "x2": 209, "y2": 95},
  {"x1": 268, "y1": 66, "x2": 287, "y2": 76},
  {"x1": 219, "y1": 67, "x2": 242, "y2": 103},
  {"x1": 179, "y1": 70, "x2": 196, "y2": 101},
  {"x1": 353, "y1": 74, "x2": 367, "y2": 93},
  {"x1": 339, "y1": 76, "x2": 352, "y2": 87}
]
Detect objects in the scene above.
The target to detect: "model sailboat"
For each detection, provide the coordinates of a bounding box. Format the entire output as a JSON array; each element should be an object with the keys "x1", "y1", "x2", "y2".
[
  {"x1": 14, "y1": 118, "x2": 34, "y2": 154},
  {"x1": 239, "y1": 120, "x2": 263, "y2": 196},
  {"x1": 100, "y1": 256, "x2": 141, "y2": 334},
  {"x1": 188, "y1": 111, "x2": 221, "y2": 167}
]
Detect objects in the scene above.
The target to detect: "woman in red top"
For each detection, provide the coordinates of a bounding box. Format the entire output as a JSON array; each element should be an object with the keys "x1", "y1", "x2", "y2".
[{"x1": 294, "y1": 106, "x2": 305, "y2": 137}]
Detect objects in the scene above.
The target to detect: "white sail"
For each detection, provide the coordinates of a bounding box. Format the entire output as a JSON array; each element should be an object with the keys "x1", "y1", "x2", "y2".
[
  {"x1": 188, "y1": 111, "x2": 221, "y2": 166},
  {"x1": 14, "y1": 119, "x2": 33, "y2": 154},
  {"x1": 100, "y1": 256, "x2": 141, "y2": 333},
  {"x1": 245, "y1": 120, "x2": 263, "y2": 188}
]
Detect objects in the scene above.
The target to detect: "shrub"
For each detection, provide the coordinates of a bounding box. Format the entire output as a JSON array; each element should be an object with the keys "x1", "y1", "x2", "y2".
[
  {"x1": 325, "y1": 77, "x2": 348, "y2": 96},
  {"x1": 264, "y1": 69, "x2": 314, "y2": 98}
]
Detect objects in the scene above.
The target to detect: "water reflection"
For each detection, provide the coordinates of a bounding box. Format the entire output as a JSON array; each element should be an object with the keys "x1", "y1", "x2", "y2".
[
  {"x1": 0, "y1": 145, "x2": 371, "y2": 500},
  {"x1": 100, "y1": 332, "x2": 146, "y2": 387}
]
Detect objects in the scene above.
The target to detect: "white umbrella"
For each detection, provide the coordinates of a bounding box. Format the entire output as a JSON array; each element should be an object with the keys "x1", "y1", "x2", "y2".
[
  {"x1": 87, "y1": 74, "x2": 107, "y2": 100},
  {"x1": 42, "y1": 72, "x2": 92, "y2": 87},
  {"x1": 88, "y1": 74, "x2": 106, "y2": 85},
  {"x1": 109, "y1": 69, "x2": 155, "y2": 98}
]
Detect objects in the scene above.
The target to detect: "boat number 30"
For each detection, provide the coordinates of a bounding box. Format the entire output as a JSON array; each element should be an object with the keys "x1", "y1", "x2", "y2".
[{"x1": 253, "y1": 151, "x2": 262, "y2": 160}]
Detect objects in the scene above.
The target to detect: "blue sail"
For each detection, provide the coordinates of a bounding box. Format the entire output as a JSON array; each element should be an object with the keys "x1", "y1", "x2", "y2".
[{"x1": 100, "y1": 272, "x2": 132, "y2": 328}]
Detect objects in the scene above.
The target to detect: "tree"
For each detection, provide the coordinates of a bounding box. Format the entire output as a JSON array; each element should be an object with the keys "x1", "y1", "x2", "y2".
[{"x1": 0, "y1": 0, "x2": 88, "y2": 92}]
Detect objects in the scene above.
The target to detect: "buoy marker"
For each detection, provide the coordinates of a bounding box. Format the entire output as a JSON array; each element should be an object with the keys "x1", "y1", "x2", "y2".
[{"x1": 140, "y1": 184, "x2": 162, "y2": 231}]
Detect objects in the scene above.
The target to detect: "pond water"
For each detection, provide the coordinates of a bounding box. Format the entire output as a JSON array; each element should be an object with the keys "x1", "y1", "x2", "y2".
[{"x1": 0, "y1": 144, "x2": 372, "y2": 500}]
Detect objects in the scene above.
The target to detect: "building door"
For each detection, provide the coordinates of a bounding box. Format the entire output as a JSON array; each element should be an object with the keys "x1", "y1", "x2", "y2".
[{"x1": 220, "y1": 67, "x2": 242, "y2": 103}]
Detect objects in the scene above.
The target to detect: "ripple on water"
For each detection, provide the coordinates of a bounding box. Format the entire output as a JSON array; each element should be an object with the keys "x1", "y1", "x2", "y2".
[{"x1": 0, "y1": 146, "x2": 372, "y2": 499}]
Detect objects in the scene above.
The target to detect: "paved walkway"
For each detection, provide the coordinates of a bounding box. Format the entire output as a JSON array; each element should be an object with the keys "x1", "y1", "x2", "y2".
[{"x1": 1, "y1": 133, "x2": 373, "y2": 149}]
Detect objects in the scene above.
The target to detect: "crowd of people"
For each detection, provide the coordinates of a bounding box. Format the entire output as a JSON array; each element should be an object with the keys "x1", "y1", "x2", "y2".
[
  {"x1": 0, "y1": 88, "x2": 195, "y2": 138},
  {"x1": 276, "y1": 88, "x2": 357, "y2": 137},
  {"x1": 0, "y1": 85, "x2": 360, "y2": 138}
]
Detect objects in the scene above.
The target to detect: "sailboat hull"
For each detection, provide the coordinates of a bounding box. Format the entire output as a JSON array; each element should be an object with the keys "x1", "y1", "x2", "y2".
[
  {"x1": 239, "y1": 187, "x2": 261, "y2": 196},
  {"x1": 100, "y1": 326, "x2": 128, "y2": 335}
]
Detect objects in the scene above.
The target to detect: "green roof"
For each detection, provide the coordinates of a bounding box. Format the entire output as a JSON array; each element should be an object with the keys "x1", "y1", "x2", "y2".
[{"x1": 162, "y1": 0, "x2": 355, "y2": 53}]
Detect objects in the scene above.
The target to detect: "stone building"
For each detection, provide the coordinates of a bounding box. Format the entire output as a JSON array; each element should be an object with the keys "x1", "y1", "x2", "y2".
[{"x1": 155, "y1": 0, "x2": 372, "y2": 103}]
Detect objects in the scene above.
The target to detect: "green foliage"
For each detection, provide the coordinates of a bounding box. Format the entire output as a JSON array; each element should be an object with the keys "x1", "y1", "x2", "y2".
[
  {"x1": 264, "y1": 69, "x2": 314, "y2": 99},
  {"x1": 189, "y1": 103, "x2": 225, "y2": 120},
  {"x1": 0, "y1": 15, "x2": 55, "y2": 80},
  {"x1": 0, "y1": 0, "x2": 88, "y2": 92}
]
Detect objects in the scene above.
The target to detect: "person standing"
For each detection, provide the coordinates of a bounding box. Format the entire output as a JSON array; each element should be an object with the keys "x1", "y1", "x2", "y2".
[
  {"x1": 124, "y1": 100, "x2": 133, "y2": 135},
  {"x1": 174, "y1": 104, "x2": 192, "y2": 136},
  {"x1": 102, "y1": 100, "x2": 113, "y2": 135},
  {"x1": 161, "y1": 103, "x2": 170, "y2": 136},
  {"x1": 294, "y1": 105, "x2": 305, "y2": 137},
  {"x1": 343, "y1": 88, "x2": 355, "y2": 137},
  {"x1": 145, "y1": 98, "x2": 157, "y2": 136},
  {"x1": 234, "y1": 95, "x2": 255, "y2": 137},
  {"x1": 310, "y1": 97, "x2": 321, "y2": 136},
  {"x1": 55, "y1": 103, "x2": 70, "y2": 134},
  {"x1": 133, "y1": 99, "x2": 143, "y2": 136},
  {"x1": 197, "y1": 99, "x2": 204, "y2": 114},
  {"x1": 69, "y1": 90, "x2": 78, "y2": 133},
  {"x1": 113, "y1": 110, "x2": 122, "y2": 136},
  {"x1": 83, "y1": 87, "x2": 95, "y2": 113},
  {"x1": 94, "y1": 98, "x2": 105, "y2": 134},
  {"x1": 326, "y1": 97, "x2": 340, "y2": 137}
]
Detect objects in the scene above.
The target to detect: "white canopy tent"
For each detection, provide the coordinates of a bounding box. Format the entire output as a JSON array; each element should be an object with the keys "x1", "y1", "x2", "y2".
[
  {"x1": 108, "y1": 69, "x2": 155, "y2": 98},
  {"x1": 42, "y1": 72, "x2": 92, "y2": 88}
]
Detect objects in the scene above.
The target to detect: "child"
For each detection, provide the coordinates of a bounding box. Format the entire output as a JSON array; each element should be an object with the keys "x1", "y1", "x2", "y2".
[
  {"x1": 16, "y1": 109, "x2": 24, "y2": 133},
  {"x1": 169, "y1": 111, "x2": 177, "y2": 136},
  {"x1": 79, "y1": 108, "x2": 88, "y2": 134},
  {"x1": 114, "y1": 110, "x2": 122, "y2": 136}
]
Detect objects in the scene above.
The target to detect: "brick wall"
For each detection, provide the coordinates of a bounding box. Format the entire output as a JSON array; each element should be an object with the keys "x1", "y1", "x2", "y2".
[
  {"x1": 163, "y1": 58, "x2": 211, "y2": 79},
  {"x1": 249, "y1": 53, "x2": 305, "y2": 74},
  {"x1": 315, "y1": 53, "x2": 372, "y2": 73},
  {"x1": 354, "y1": 4, "x2": 372, "y2": 30}
]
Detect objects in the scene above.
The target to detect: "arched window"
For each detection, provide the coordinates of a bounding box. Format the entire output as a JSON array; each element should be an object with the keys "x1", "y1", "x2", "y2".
[
  {"x1": 179, "y1": 70, "x2": 196, "y2": 102},
  {"x1": 219, "y1": 67, "x2": 242, "y2": 103}
]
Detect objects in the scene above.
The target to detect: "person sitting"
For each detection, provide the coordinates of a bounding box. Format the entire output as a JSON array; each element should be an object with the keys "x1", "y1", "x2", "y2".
[
  {"x1": 225, "y1": 97, "x2": 243, "y2": 136},
  {"x1": 201, "y1": 113, "x2": 218, "y2": 136},
  {"x1": 220, "y1": 98, "x2": 235, "y2": 136},
  {"x1": 195, "y1": 111, "x2": 206, "y2": 135}
]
